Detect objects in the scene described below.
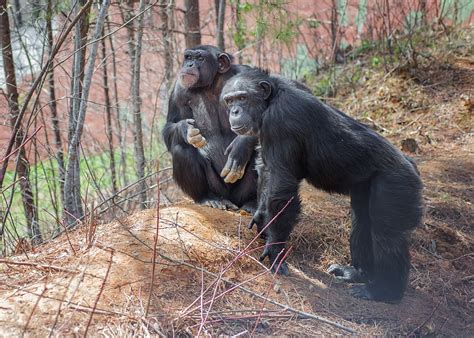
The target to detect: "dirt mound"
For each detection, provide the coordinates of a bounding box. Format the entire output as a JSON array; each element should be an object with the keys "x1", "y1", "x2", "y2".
[{"x1": 1, "y1": 194, "x2": 471, "y2": 336}]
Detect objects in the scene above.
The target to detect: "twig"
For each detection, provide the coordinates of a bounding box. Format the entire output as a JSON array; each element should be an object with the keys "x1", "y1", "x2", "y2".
[
  {"x1": 145, "y1": 160, "x2": 161, "y2": 317},
  {"x1": 181, "y1": 197, "x2": 295, "y2": 317},
  {"x1": 0, "y1": 126, "x2": 43, "y2": 164},
  {"x1": 163, "y1": 254, "x2": 356, "y2": 333},
  {"x1": 251, "y1": 247, "x2": 293, "y2": 336},
  {"x1": 84, "y1": 248, "x2": 114, "y2": 336},
  {"x1": 22, "y1": 277, "x2": 48, "y2": 337},
  {"x1": 0, "y1": 259, "x2": 79, "y2": 274},
  {"x1": 407, "y1": 301, "x2": 441, "y2": 337}
]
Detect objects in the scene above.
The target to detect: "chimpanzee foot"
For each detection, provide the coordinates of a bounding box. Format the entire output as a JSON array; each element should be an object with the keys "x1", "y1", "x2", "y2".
[
  {"x1": 327, "y1": 264, "x2": 367, "y2": 283},
  {"x1": 350, "y1": 285, "x2": 401, "y2": 304},
  {"x1": 203, "y1": 199, "x2": 239, "y2": 211},
  {"x1": 240, "y1": 201, "x2": 257, "y2": 215},
  {"x1": 259, "y1": 242, "x2": 289, "y2": 275},
  {"x1": 350, "y1": 284, "x2": 372, "y2": 300}
]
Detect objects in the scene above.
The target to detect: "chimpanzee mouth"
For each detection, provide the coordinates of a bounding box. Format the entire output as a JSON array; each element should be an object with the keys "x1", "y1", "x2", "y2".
[{"x1": 231, "y1": 124, "x2": 250, "y2": 135}]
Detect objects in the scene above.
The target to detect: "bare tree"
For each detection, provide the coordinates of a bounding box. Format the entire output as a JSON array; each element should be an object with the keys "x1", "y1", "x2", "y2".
[
  {"x1": 46, "y1": 0, "x2": 65, "y2": 204},
  {"x1": 64, "y1": 0, "x2": 92, "y2": 225},
  {"x1": 158, "y1": 0, "x2": 173, "y2": 95},
  {"x1": 106, "y1": 18, "x2": 128, "y2": 186},
  {"x1": 63, "y1": 0, "x2": 111, "y2": 226},
  {"x1": 183, "y1": 0, "x2": 201, "y2": 48},
  {"x1": 101, "y1": 33, "x2": 118, "y2": 195},
  {"x1": 0, "y1": 0, "x2": 42, "y2": 244},
  {"x1": 216, "y1": 0, "x2": 226, "y2": 49},
  {"x1": 130, "y1": 0, "x2": 148, "y2": 208}
]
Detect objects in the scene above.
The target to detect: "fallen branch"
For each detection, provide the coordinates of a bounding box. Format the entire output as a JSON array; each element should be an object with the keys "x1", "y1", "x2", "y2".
[{"x1": 0, "y1": 259, "x2": 79, "y2": 274}]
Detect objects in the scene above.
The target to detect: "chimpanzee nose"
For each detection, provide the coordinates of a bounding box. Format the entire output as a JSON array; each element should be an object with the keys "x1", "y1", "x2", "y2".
[{"x1": 230, "y1": 107, "x2": 239, "y2": 116}]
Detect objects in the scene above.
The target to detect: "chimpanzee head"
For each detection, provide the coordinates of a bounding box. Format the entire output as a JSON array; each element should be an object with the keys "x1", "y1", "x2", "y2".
[
  {"x1": 178, "y1": 45, "x2": 232, "y2": 89},
  {"x1": 221, "y1": 69, "x2": 273, "y2": 136}
]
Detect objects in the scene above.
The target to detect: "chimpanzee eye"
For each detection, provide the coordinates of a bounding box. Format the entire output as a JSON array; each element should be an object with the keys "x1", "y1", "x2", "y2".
[
  {"x1": 239, "y1": 96, "x2": 246, "y2": 101},
  {"x1": 184, "y1": 55, "x2": 190, "y2": 60},
  {"x1": 198, "y1": 56, "x2": 204, "y2": 61}
]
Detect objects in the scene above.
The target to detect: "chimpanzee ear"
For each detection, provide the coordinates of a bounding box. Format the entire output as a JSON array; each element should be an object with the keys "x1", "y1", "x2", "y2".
[
  {"x1": 258, "y1": 81, "x2": 272, "y2": 100},
  {"x1": 217, "y1": 53, "x2": 231, "y2": 73}
]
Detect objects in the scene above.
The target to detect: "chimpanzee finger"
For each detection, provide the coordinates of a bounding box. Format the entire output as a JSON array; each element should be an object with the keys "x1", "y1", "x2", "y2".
[
  {"x1": 185, "y1": 118, "x2": 195, "y2": 125},
  {"x1": 220, "y1": 159, "x2": 233, "y2": 178},
  {"x1": 188, "y1": 128, "x2": 201, "y2": 137},
  {"x1": 223, "y1": 137, "x2": 238, "y2": 156},
  {"x1": 248, "y1": 219, "x2": 256, "y2": 229},
  {"x1": 259, "y1": 246, "x2": 270, "y2": 262},
  {"x1": 224, "y1": 171, "x2": 239, "y2": 183}
]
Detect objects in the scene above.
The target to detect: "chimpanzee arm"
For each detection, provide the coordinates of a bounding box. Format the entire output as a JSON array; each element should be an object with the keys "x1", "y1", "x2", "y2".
[
  {"x1": 162, "y1": 88, "x2": 210, "y2": 202},
  {"x1": 256, "y1": 167, "x2": 301, "y2": 275},
  {"x1": 220, "y1": 135, "x2": 258, "y2": 183}
]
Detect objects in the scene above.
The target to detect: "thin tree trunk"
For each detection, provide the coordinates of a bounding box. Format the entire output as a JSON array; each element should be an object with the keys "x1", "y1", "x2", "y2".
[
  {"x1": 46, "y1": 0, "x2": 66, "y2": 206},
  {"x1": 0, "y1": 0, "x2": 42, "y2": 244},
  {"x1": 234, "y1": 0, "x2": 244, "y2": 63},
  {"x1": 65, "y1": 0, "x2": 91, "y2": 224},
  {"x1": 64, "y1": 0, "x2": 110, "y2": 226},
  {"x1": 12, "y1": 0, "x2": 22, "y2": 26},
  {"x1": 130, "y1": 0, "x2": 148, "y2": 208},
  {"x1": 183, "y1": 0, "x2": 201, "y2": 48},
  {"x1": 159, "y1": 0, "x2": 173, "y2": 97},
  {"x1": 106, "y1": 19, "x2": 127, "y2": 186},
  {"x1": 216, "y1": 0, "x2": 225, "y2": 50},
  {"x1": 101, "y1": 33, "x2": 118, "y2": 195}
]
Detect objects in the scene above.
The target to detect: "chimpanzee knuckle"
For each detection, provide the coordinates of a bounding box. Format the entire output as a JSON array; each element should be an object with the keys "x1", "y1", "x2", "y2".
[
  {"x1": 188, "y1": 128, "x2": 200, "y2": 137},
  {"x1": 220, "y1": 166, "x2": 230, "y2": 178}
]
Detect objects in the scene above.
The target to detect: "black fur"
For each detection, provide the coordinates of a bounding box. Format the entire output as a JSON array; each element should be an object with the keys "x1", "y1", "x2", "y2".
[
  {"x1": 162, "y1": 45, "x2": 258, "y2": 211},
  {"x1": 221, "y1": 68, "x2": 423, "y2": 303}
]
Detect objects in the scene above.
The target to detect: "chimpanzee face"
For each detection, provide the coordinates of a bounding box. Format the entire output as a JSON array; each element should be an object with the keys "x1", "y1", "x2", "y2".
[
  {"x1": 221, "y1": 76, "x2": 272, "y2": 136},
  {"x1": 178, "y1": 47, "x2": 231, "y2": 89}
]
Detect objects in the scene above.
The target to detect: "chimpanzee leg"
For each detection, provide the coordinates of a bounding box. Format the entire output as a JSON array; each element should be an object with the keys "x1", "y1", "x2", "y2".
[
  {"x1": 172, "y1": 144, "x2": 236, "y2": 209},
  {"x1": 328, "y1": 182, "x2": 373, "y2": 283},
  {"x1": 351, "y1": 171, "x2": 422, "y2": 303},
  {"x1": 258, "y1": 172, "x2": 301, "y2": 275},
  {"x1": 171, "y1": 144, "x2": 210, "y2": 202}
]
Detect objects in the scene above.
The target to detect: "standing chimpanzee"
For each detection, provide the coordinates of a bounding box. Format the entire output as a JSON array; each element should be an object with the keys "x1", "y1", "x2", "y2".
[
  {"x1": 221, "y1": 68, "x2": 423, "y2": 303},
  {"x1": 162, "y1": 45, "x2": 258, "y2": 211}
]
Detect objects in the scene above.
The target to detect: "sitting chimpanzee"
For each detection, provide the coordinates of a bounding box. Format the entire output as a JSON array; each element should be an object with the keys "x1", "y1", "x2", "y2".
[
  {"x1": 221, "y1": 68, "x2": 423, "y2": 303},
  {"x1": 162, "y1": 45, "x2": 258, "y2": 211}
]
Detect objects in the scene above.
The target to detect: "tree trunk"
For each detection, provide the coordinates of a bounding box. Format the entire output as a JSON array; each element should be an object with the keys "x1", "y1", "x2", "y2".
[
  {"x1": 12, "y1": 0, "x2": 22, "y2": 26},
  {"x1": 0, "y1": 0, "x2": 42, "y2": 244},
  {"x1": 234, "y1": 0, "x2": 244, "y2": 63},
  {"x1": 130, "y1": 0, "x2": 148, "y2": 208},
  {"x1": 101, "y1": 34, "x2": 118, "y2": 195},
  {"x1": 216, "y1": 0, "x2": 225, "y2": 50},
  {"x1": 158, "y1": 0, "x2": 173, "y2": 106},
  {"x1": 64, "y1": 0, "x2": 91, "y2": 225},
  {"x1": 183, "y1": 0, "x2": 201, "y2": 48},
  {"x1": 63, "y1": 0, "x2": 110, "y2": 226},
  {"x1": 106, "y1": 19, "x2": 127, "y2": 186},
  {"x1": 46, "y1": 0, "x2": 66, "y2": 206}
]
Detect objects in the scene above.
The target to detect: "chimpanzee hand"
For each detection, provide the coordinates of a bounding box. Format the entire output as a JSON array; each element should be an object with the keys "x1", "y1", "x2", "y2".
[
  {"x1": 179, "y1": 119, "x2": 207, "y2": 148},
  {"x1": 259, "y1": 240, "x2": 289, "y2": 275},
  {"x1": 248, "y1": 208, "x2": 267, "y2": 234},
  {"x1": 220, "y1": 135, "x2": 256, "y2": 183}
]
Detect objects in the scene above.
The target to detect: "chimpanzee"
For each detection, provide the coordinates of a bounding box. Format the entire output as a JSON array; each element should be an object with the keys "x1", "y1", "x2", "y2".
[
  {"x1": 221, "y1": 68, "x2": 423, "y2": 303},
  {"x1": 162, "y1": 45, "x2": 258, "y2": 211}
]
